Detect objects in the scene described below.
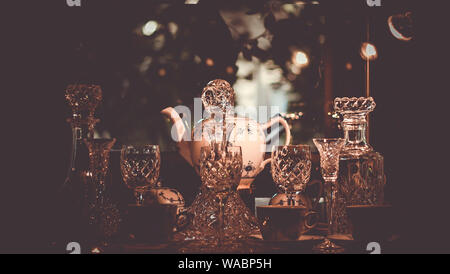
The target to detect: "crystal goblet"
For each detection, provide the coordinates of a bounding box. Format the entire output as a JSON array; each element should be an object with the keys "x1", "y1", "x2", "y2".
[
  {"x1": 271, "y1": 145, "x2": 312, "y2": 206},
  {"x1": 312, "y1": 138, "x2": 346, "y2": 253},
  {"x1": 120, "y1": 145, "x2": 160, "y2": 206}
]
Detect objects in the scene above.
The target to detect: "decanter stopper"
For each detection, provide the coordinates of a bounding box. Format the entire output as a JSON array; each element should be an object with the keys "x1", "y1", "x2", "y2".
[
  {"x1": 65, "y1": 84, "x2": 102, "y2": 132},
  {"x1": 334, "y1": 97, "x2": 376, "y2": 155},
  {"x1": 334, "y1": 96, "x2": 376, "y2": 114},
  {"x1": 201, "y1": 79, "x2": 235, "y2": 112},
  {"x1": 65, "y1": 84, "x2": 103, "y2": 120}
]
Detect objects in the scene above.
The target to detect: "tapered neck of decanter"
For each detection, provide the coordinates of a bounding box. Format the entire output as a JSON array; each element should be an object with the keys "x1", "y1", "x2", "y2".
[
  {"x1": 67, "y1": 114, "x2": 98, "y2": 141},
  {"x1": 341, "y1": 112, "x2": 372, "y2": 155}
]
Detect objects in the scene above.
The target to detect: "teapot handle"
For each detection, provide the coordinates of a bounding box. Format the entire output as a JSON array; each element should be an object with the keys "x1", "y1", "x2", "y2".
[{"x1": 259, "y1": 116, "x2": 292, "y2": 170}]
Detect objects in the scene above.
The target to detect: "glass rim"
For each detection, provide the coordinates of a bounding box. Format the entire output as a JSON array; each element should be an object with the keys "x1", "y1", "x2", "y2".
[
  {"x1": 312, "y1": 138, "x2": 345, "y2": 142},
  {"x1": 121, "y1": 144, "x2": 160, "y2": 149}
]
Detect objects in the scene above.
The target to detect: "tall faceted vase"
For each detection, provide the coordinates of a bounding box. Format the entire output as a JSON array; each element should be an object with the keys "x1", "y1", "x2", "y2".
[{"x1": 84, "y1": 138, "x2": 121, "y2": 248}]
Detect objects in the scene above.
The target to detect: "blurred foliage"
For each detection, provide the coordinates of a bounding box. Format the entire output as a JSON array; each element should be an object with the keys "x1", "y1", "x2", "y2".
[{"x1": 66, "y1": 1, "x2": 327, "y2": 149}]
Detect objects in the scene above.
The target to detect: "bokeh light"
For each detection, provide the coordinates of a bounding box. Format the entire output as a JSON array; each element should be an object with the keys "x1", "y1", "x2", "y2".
[
  {"x1": 345, "y1": 62, "x2": 353, "y2": 71},
  {"x1": 205, "y1": 58, "x2": 214, "y2": 67},
  {"x1": 360, "y1": 42, "x2": 378, "y2": 61},
  {"x1": 293, "y1": 51, "x2": 309, "y2": 67},
  {"x1": 142, "y1": 20, "x2": 158, "y2": 36},
  {"x1": 388, "y1": 12, "x2": 413, "y2": 42}
]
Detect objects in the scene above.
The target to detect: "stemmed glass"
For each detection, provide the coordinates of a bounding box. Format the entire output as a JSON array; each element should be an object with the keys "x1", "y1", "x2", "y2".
[
  {"x1": 199, "y1": 143, "x2": 243, "y2": 247},
  {"x1": 120, "y1": 145, "x2": 160, "y2": 206},
  {"x1": 312, "y1": 138, "x2": 346, "y2": 253},
  {"x1": 271, "y1": 145, "x2": 312, "y2": 206}
]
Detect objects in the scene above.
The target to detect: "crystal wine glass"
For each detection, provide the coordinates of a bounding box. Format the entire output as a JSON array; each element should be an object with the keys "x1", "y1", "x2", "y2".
[
  {"x1": 199, "y1": 143, "x2": 242, "y2": 246},
  {"x1": 312, "y1": 138, "x2": 346, "y2": 253},
  {"x1": 120, "y1": 145, "x2": 160, "y2": 206},
  {"x1": 271, "y1": 145, "x2": 312, "y2": 206}
]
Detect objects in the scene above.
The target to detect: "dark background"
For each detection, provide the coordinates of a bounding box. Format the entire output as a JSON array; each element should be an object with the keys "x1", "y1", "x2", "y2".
[{"x1": 2, "y1": 0, "x2": 448, "y2": 253}]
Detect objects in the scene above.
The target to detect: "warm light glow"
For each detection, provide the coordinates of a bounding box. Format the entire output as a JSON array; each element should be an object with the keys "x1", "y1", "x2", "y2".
[
  {"x1": 226, "y1": 66, "x2": 234, "y2": 74},
  {"x1": 361, "y1": 42, "x2": 378, "y2": 61},
  {"x1": 345, "y1": 62, "x2": 353, "y2": 71},
  {"x1": 142, "y1": 20, "x2": 158, "y2": 36},
  {"x1": 293, "y1": 51, "x2": 309, "y2": 67},
  {"x1": 158, "y1": 68, "x2": 166, "y2": 77},
  {"x1": 205, "y1": 58, "x2": 214, "y2": 67}
]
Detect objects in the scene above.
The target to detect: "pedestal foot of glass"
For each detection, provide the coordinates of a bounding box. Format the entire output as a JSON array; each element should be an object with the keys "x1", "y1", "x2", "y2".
[{"x1": 313, "y1": 238, "x2": 345, "y2": 254}]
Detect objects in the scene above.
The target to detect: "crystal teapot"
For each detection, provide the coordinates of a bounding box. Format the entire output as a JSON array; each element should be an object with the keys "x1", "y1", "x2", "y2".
[{"x1": 161, "y1": 79, "x2": 291, "y2": 190}]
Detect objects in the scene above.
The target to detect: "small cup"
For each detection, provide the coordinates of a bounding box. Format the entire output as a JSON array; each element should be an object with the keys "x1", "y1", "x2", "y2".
[{"x1": 257, "y1": 205, "x2": 319, "y2": 241}]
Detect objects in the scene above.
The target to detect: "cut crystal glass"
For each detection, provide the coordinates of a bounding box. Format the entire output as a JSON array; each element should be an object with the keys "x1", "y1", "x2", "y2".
[
  {"x1": 312, "y1": 138, "x2": 346, "y2": 253},
  {"x1": 174, "y1": 143, "x2": 260, "y2": 253}
]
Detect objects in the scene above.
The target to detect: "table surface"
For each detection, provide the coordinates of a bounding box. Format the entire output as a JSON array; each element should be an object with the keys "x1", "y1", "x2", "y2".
[{"x1": 72, "y1": 232, "x2": 400, "y2": 254}]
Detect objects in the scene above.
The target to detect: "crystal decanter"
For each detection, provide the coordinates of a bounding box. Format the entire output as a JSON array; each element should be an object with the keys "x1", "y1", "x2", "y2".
[
  {"x1": 59, "y1": 84, "x2": 102, "y2": 243},
  {"x1": 334, "y1": 97, "x2": 386, "y2": 234},
  {"x1": 172, "y1": 80, "x2": 262, "y2": 253},
  {"x1": 334, "y1": 97, "x2": 386, "y2": 233}
]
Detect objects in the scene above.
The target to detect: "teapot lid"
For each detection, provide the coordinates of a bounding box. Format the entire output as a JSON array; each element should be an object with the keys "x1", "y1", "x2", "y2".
[{"x1": 201, "y1": 79, "x2": 235, "y2": 112}]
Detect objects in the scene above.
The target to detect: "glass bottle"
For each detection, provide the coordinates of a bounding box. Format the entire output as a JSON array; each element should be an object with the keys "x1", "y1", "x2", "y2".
[{"x1": 334, "y1": 97, "x2": 385, "y2": 234}]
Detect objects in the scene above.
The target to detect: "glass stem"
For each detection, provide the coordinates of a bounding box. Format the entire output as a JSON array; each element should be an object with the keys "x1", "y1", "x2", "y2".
[
  {"x1": 97, "y1": 180, "x2": 106, "y2": 205},
  {"x1": 286, "y1": 191, "x2": 294, "y2": 206},
  {"x1": 135, "y1": 190, "x2": 144, "y2": 206},
  {"x1": 217, "y1": 193, "x2": 226, "y2": 247},
  {"x1": 63, "y1": 126, "x2": 79, "y2": 188},
  {"x1": 324, "y1": 179, "x2": 337, "y2": 236}
]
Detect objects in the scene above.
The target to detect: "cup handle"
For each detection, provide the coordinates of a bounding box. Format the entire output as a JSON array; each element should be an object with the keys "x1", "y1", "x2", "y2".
[
  {"x1": 259, "y1": 116, "x2": 292, "y2": 171},
  {"x1": 259, "y1": 157, "x2": 272, "y2": 171},
  {"x1": 304, "y1": 211, "x2": 319, "y2": 230},
  {"x1": 262, "y1": 116, "x2": 292, "y2": 146}
]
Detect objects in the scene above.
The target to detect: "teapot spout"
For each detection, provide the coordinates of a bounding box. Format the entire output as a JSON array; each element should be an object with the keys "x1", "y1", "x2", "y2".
[{"x1": 161, "y1": 107, "x2": 193, "y2": 166}]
